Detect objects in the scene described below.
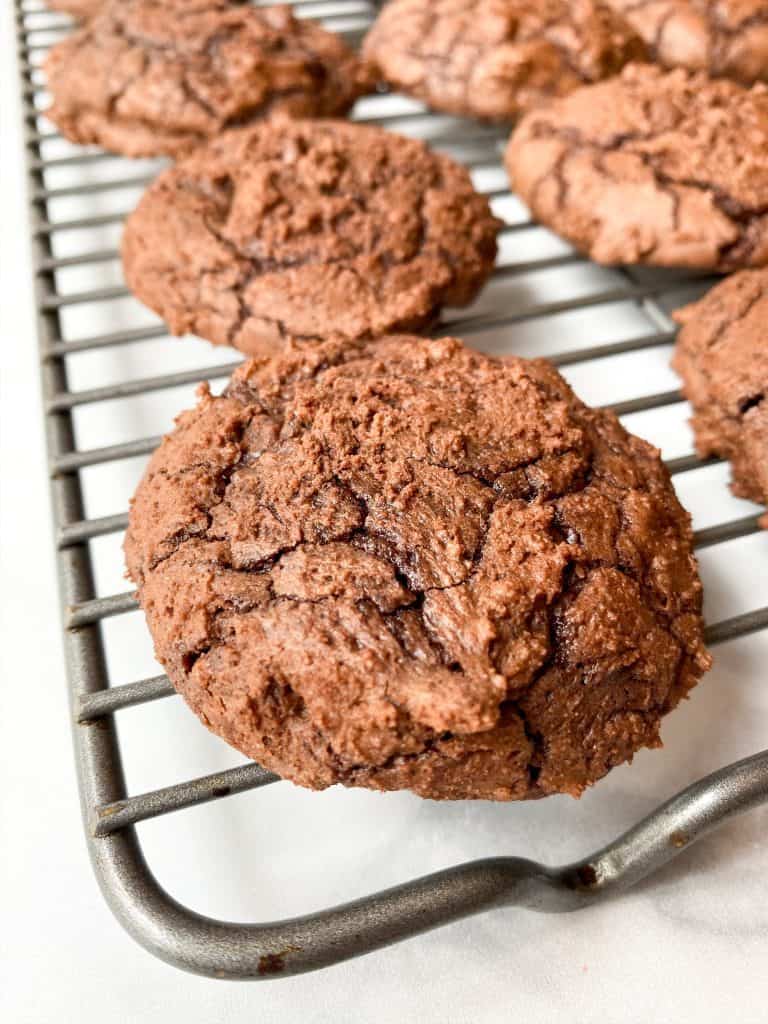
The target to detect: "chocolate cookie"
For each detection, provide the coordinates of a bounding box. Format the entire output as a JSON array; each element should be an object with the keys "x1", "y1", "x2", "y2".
[
  {"x1": 125, "y1": 336, "x2": 710, "y2": 800},
  {"x1": 362, "y1": 0, "x2": 646, "y2": 122},
  {"x1": 607, "y1": 1, "x2": 768, "y2": 84},
  {"x1": 506, "y1": 64, "x2": 768, "y2": 270},
  {"x1": 122, "y1": 119, "x2": 501, "y2": 355},
  {"x1": 48, "y1": 0, "x2": 102, "y2": 19},
  {"x1": 44, "y1": 0, "x2": 370, "y2": 157},
  {"x1": 672, "y1": 270, "x2": 768, "y2": 525}
]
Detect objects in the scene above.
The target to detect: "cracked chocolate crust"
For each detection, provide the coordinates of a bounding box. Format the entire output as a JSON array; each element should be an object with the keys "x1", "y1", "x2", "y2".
[
  {"x1": 362, "y1": 0, "x2": 646, "y2": 122},
  {"x1": 672, "y1": 269, "x2": 768, "y2": 526},
  {"x1": 44, "y1": 0, "x2": 372, "y2": 158},
  {"x1": 607, "y1": 0, "x2": 768, "y2": 84},
  {"x1": 505, "y1": 64, "x2": 768, "y2": 271},
  {"x1": 125, "y1": 335, "x2": 711, "y2": 800},
  {"x1": 121, "y1": 118, "x2": 501, "y2": 356},
  {"x1": 48, "y1": 0, "x2": 103, "y2": 19}
]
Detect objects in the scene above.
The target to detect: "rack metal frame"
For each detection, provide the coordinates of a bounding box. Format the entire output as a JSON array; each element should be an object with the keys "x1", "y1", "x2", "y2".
[{"x1": 15, "y1": 0, "x2": 768, "y2": 980}]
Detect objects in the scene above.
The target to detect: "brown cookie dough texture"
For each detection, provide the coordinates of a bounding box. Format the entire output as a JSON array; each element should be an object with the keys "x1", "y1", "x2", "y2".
[
  {"x1": 48, "y1": 0, "x2": 103, "y2": 19},
  {"x1": 362, "y1": 0, "x2": 646, "y2": 122},
  {"x1": 607, "y1": 1, "x2": 768, "y2": 84},
  {"x1": 44, "y1": 0, "x2": 370, "y2": 157},
  {"x1": 122, "y1": 119, "x2": 500, "y2": 355},
  {"x1": 672, "y1": 270, "x2": 768, "y2": 525},
  {"x1": 506, "y1": 64, "x2": 768, "y2": 271},
  {"x1": 125, "y1": 336, "x2": 710, "y2": 800}
]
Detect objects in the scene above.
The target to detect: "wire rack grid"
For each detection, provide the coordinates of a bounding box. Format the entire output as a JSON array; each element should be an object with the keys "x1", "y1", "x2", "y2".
[{"x1": 14, "y1": 0, "x2": 768, "y2": 980}]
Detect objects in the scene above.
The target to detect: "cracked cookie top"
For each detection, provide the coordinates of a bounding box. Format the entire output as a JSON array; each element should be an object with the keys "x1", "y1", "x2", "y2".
[
  {"x1": 362, "y1": 0, "x2": 646, "y2": 122},
  {"x1": 44, "y1": 0, "x2": 371, "y2": 157},
  {"x1": 672, "y1": 269, "x2": 768, "y2": 523},
  {"x1": 125, "y1": 335, "x2": 710, "y2": 800},
  {"x1": 606, "y1": 1, "x2": 768, "y2": 84},
  {"x1": 121, "y1": 118, "x2": 501, "y2": 355},
  {"x1": 506, "y1": 63, "x2": 768, "y2": 271}
]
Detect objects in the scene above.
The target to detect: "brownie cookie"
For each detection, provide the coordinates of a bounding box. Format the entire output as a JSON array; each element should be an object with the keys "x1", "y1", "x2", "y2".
[
  {"x1": 362, "y1": 0, "x2": 646, "y2": 122},
  {"x1": 607, "y1": 1, "x2": 768, "y2": 84},
  {"x1": 125, "y1": 336, "x2": 710, "y2": 800},
  {"x1": 672, "y1": 270, "x2": 768, "y2": 525},
  {"x1": 506, "y1": 64, "x2": 768, "y2": 270},
  {"x1": 122, "y1": 119, "x2": 501, "y2": 355},
  {"x1": 44, "y1": 0, "x2": 370, "y2": 157},
  {"x1": 48, "y1": 0, "x2": 102, "y2": 19}
]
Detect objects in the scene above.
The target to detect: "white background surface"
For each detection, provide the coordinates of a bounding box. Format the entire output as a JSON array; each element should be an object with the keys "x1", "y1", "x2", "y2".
[{"x1": 2, "y1": 4, "x2": 767, "y2": 1022}]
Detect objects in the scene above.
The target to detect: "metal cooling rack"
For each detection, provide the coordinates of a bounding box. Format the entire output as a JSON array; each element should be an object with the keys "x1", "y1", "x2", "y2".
[{"x1": 15, "y1": 0, "x2": 768, "y2": 980}]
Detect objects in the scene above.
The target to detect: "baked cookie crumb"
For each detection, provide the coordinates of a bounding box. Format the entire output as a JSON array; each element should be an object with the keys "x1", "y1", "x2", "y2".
[
  {"x1": 506, "y1": 64, "x2": 768, "y2": 270},
  {"x1": 672, "y1": 269, "x2": 768, "y2": 525},
  {"x1": 125, "y1": 335, "x2": 711, "y2": 800},
  {"x1": 363, "y1": 0, "x2": 646, "y2": 121},
  {"x1": 122, "y1": 118, "x2": 501, "y2": 355},
  {"x1": 45, "y1": 0, "x2": 372, "y2": 157},
  {"x1": 606, "y1": 0, "x2": 768, "y2": 85}
]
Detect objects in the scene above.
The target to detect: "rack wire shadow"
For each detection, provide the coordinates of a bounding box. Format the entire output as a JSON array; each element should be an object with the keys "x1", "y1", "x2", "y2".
[{"x1": 15, "y1": 0, "x2": 768, "y2": 979}]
